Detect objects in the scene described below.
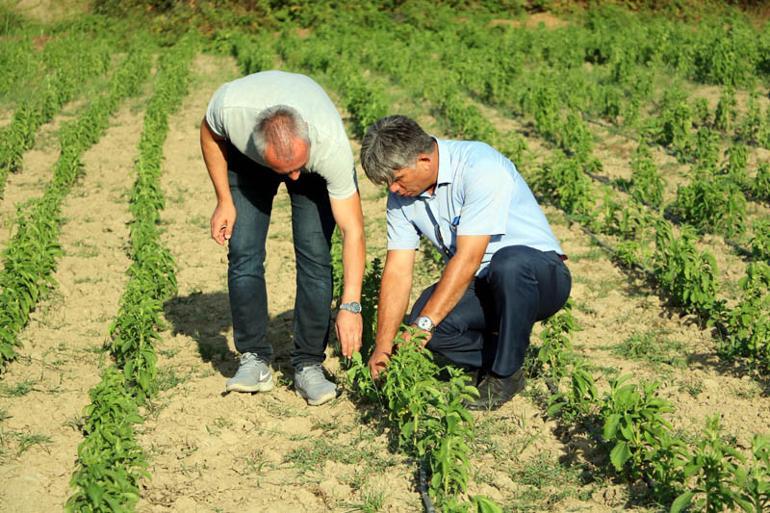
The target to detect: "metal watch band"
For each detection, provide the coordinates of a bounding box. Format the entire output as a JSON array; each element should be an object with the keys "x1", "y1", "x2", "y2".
[{"x1": 339, "y1": 301, "x2": 362, "y2": 314}]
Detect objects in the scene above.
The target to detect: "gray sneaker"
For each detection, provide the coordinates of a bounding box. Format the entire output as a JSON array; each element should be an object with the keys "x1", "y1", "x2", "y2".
[
  {"x1": 225, "y1": 353, "x2": 274, "y2": 393},
  {"x1": 294, "y1": 364, "x2": 337, "y2": 406}
]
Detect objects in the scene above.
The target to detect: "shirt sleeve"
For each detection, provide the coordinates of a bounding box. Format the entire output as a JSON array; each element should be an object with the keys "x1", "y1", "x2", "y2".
[
  {"x1": 456, "y1": 159, "x2": 514, "y2": 237},
  {"x1": 205, "y1": 82, "x2": 229, "y2": 139},
  {"x1": 386, "y1": 194, "x2": 420, "y2": 250},
  {"x1": 323, "y1": 140, "x2": 358, "y2": 200}
]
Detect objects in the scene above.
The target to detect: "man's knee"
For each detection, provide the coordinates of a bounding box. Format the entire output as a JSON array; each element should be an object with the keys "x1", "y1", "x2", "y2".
[{"x1": 228, "y1": 236, "x2": 266, "y2": 273}]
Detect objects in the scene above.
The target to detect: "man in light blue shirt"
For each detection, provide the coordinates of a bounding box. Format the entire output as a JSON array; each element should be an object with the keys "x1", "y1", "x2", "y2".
[{"x1": 360, "y1": 115, "x2": 571, "y2": 410}]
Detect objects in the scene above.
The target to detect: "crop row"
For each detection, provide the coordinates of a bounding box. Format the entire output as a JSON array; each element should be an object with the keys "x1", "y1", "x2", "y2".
[
  {"x1": 0, "y1": 25, "x2": 116, "y2": 196},
  {"x1": 304, "y1": 23, "x2": 768, "y2": 501},
  {"x1": 531, "y1": 304, "x2": 770, "y2": 512},
  {"x1": 0, "y1": 39, "x2": 152, "y2": 370},
  {"x1": 268, "y1": 16, "x2": 770, "y2": 510},
  {"x1": 229, "y1": 32, "x2": 504, "y2": 513},
  {"x1": 446, "y1": 15, "x2": 769, "y2": 255},
  {"x1": 67, "y1": 35, "x2": 196, "y2": 513},
  {"x1": 306, "y1": 14, "x2": 770, "y2": 378}
]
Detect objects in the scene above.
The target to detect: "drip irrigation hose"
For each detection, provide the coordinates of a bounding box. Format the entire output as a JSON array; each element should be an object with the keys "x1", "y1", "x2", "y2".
[{"x1": 418, "y1": 458, "x2": 437, "y2": 513}]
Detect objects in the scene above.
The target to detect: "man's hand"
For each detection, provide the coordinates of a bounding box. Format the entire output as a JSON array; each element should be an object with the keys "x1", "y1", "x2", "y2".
[
  {"x1": 335, "y1": 309, "x2": 363, "y2": 358},
  {"x1": 401, "y1": 327, "x2": 432, "y2": 347},
  {"x1": 368, "y1": 347, "x2": 391, "y2": 379},
  {"x1": 210, "y1": 201, "x2": 236, "y2": 245}
]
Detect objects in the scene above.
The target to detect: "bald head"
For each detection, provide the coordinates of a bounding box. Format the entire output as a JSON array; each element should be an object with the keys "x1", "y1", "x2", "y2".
[{"x1": 253, "y1": 105, "x2": 310, "y2": 178}]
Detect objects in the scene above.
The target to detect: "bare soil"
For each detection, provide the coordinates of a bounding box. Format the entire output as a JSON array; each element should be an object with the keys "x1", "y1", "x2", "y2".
[
  {"x1": 0, "y1": 48, "x2": 768, "y2": 513},
  {"x1": 0, "y1": 94, "x2": 144, "y2": 511}
]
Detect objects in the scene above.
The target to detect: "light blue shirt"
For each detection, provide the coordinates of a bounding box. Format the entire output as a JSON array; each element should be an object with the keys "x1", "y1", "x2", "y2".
[{"x1": 386, "y1": 139, "x2": 563, "y2": 275}]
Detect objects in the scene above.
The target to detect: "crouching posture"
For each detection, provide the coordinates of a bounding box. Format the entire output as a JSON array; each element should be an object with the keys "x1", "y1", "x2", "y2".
[{"x1": 361, "y1": 115, "x2": 571, "y2": 410}]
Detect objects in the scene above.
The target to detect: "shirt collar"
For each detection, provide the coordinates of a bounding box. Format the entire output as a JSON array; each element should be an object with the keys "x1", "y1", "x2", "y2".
[
  {"x1": 418, "y1": 138, "x2": 452, "y2": 199},
  {"x1": 435, "y1": 138, "x2": 452, "y2": 186}
]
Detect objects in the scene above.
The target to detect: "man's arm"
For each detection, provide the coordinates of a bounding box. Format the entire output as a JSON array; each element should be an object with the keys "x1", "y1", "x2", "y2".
[
  {"x1": 330, "y1": 192, "x2": 366, "y2": 358},
  {"x1": 415, "y1": 235, "x2": 489, "y2": 343},
  {"x1": 200, "y1": 117, "x2": 235, "y2": 245},
  {"x1": 369, "y1": 249, "x2": 415, "y2": 378}
]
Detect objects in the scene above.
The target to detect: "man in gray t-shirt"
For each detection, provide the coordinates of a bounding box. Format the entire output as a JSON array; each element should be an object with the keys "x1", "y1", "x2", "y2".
[{"x1": 200, "y1": 71, "x2": 365, "y2": 406}]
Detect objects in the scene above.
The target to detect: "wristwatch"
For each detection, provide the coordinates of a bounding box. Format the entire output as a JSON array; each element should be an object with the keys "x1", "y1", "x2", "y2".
[
  {"x1": 339, "y1": 301, "x2": 362, "y2": 314},
  {"x1": 412, "y1": 315, "x2": 435, "y2": 333}
]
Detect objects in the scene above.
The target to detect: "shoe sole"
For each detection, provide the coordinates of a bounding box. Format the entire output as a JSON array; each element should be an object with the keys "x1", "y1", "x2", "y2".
[
  {"x1": 295, "y1": 388, "x2": 337, "y2": 406},
  {"x1": 225, "y1": 376, "x2": 274, "y2": 393}
]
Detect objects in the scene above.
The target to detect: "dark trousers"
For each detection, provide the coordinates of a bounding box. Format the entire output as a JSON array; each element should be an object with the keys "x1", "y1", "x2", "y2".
[
  {"x1": 408, "y1": 245, "x2": 572, "y2": 377},
  {"x1": 226, "y1": 146, "x2": 335, "y2": 368}
]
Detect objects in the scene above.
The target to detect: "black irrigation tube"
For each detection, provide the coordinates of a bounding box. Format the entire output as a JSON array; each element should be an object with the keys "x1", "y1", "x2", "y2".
[{"x1": 419, "y1": 458, "x2": 438, "y2": 513}]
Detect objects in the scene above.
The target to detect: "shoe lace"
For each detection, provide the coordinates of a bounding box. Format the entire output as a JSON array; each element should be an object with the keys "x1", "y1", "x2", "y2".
[
  {"x1": 240, "y1": 352, "x2": 266, "y2": 368},
  {"x1": 299, "y1": 364, "x2": 327, "y2": 386}
]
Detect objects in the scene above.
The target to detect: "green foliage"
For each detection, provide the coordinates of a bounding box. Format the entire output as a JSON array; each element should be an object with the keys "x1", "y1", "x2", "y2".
[
  {"x1": 628, "y1": 143, "x2": 664, "y2": 209},
  {"x1": 750, "y1": 163, "x2": 770, "y2": 202},
  {"x1": 532, "y1": 153, "x2": 595, "y2": 221},
  {"x1": 653, "y1": 89, "x2": 693, "y2": 161},
  {"x1": 719, "y1": 262, "x2": 770, "y2": 372},
  {"x1": 721, "y1": 143, "x2": 749, "y2": 188},
  {"x1": 0, "y1": 31, "x2": 114, "y2": 195},
  {"x1": 653, "y1": 223, "x2": 722, "y2": 319},
  {"x1": 672, "y1": 417, "x2": 747, "y2": 513},
  {"x1": 600, "y1": 376, "x2": 685, "y2": 495},
  {"x1": 692, "y1": 126, "x2": 721, "y2": 171},
  {"x1": 66, "y1": 367, "x2": 147, "y2": 513},
  {"x1": 67, "y1": 35, "x2": 196, "y2": 512},
  {"x1": 671, "y1": 172, "x2": 746, "y2": 238},
  {"x1": 330, "y1": 228, "x2": 344, "y2": 301},
  {"x1": 346, "y1": 328, "x2": 484, "y2": 510},
  {"x1": 737, "y1": 90, "x2": 765, "y2": 145},
  {"x1": 713, "y1": 86, "x2": 737, "y2": 133},
  {"x1": 749, "y1": 218, "x2": 770, "y2": 261},
  {"x1": 110, "y1": 34, "x2": 196, "y2": 398},
  {"x1": 734, "y1": 435, "x2": 770, "y2": 513},
  {"x1": 0, "y1": 38, "x2": 152, "y2": 370},
  {"x1": 530, "y1": 303, "x2": 578, "y2": 381},
  {"x1": 230, "y1": 32, "x2": 274, "y2": 73},
  {"x1": 692, "y1": 21, "x2": 760, "y2": 87},
  {"x1": 360, "y1": 257, "x2": 382, "y2": 358}
]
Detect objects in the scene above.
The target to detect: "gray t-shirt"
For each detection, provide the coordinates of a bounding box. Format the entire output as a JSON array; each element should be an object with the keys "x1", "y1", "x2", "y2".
[{"x1": 206, "y1": 71, "x2": 357, "y2": 199}]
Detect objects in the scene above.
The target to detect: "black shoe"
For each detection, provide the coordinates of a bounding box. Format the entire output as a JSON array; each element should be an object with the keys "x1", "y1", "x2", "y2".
[{"x1": 466, "y1": 368, "x2": 526, "y2": 411}]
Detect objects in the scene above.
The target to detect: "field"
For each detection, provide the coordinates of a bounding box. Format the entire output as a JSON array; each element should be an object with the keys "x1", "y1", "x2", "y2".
[{"x1": 0, "y1": 1, "x2": 769, "y2": 512}]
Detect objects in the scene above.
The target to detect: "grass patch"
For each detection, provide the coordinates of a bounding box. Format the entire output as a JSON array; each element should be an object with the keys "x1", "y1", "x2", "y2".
[
  {"x1": 156, "y1": 366, "x2": 190, "y2": 392},
  {"x1": 284, "y1": 436, "x2": 395, "y2": 476},
  {"x1": 610, "y1": 329, "x2": 687, "y2": 369},
  {"x1": 343, "y1": 486, "x2": 386, "y2": 513},
  {"x1": 0, "y1": 379, "x2": 36, "y2": 397},
  {"x1": 508, "y1": 453, "x2": 591, "y2": 512}
]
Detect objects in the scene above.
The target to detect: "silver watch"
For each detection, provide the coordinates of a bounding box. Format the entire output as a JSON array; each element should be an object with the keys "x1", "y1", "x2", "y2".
[
  {"x1": 339, "y1": 301, "x2": 362, "y2": 314},
  {"x1": 413, "y1": 315, "x2": 435, "y2": 333}
]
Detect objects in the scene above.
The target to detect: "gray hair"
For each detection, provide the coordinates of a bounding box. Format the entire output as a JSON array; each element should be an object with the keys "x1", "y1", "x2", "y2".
[
  {"x1": 360, "y1": 115, "x2": 435, "y2": 185},
  {"x1": 253, "y1": 105, "x2": 309, "y2": 161}
]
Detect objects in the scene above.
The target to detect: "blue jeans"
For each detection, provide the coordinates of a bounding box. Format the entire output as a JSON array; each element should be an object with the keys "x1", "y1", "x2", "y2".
[
  {"x1": 226, "y1": 146, "x2": 335, "y2": 368},
  {"x1": 408, "y1": 245, "x2": 572, "y2": 377}
]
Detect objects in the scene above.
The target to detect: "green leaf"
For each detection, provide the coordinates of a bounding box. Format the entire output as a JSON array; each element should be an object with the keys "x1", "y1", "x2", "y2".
[
  {"x1": 603, "y1": 413, "x2": 621, "y2": 441},
  {"x1": 610, "y1": 441, "x2": 631, "y2": 471},
  {"x1": 670, "y1": 491, "x2": 695, "y2": 513}
]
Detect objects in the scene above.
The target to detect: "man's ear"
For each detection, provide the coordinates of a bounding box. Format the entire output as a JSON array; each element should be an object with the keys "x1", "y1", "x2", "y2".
[{"x1": 416, "y1": 153, "x2": 433, "y2": 167}]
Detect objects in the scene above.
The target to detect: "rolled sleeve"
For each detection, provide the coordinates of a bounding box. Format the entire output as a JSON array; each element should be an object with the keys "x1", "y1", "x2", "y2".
[
  {"x1": 386, "y1": 195, "x2": 420, "y2": 250},
  {"x1": 456, "y1": 162, "x2": 513, "y2": 237},
  {"x1": 205, "y1": 83, "x2": 229, "y2": 139}
]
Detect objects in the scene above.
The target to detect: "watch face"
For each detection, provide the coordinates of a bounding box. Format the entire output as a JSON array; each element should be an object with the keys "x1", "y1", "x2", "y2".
[{"x1": 416, "y1": 316, "x2": 433, "y2": 331}]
